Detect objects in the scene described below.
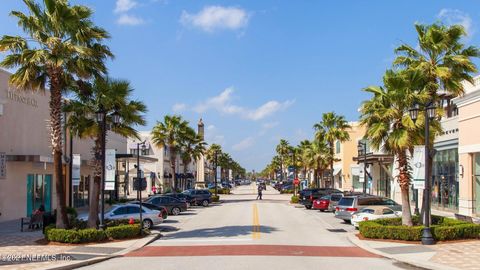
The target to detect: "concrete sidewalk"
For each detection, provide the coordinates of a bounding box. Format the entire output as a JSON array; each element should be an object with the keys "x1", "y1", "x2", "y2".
[
  {"x1": 0, "y1": 220, "x2": 161, "y2": 270},
  {"x1": 347, "y1": 233, "x2": 480, "y2": 270}
]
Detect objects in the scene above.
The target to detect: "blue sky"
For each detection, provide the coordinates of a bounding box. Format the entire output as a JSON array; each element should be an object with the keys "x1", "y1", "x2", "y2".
[{"x1": 1, "y1": 0, "x2": 480, "y2": 172}]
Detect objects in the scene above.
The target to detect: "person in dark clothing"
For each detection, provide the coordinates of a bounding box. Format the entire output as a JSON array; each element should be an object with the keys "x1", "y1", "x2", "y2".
[{"x1": 256, "y1": 186, "x2": 263, "y2": 200}]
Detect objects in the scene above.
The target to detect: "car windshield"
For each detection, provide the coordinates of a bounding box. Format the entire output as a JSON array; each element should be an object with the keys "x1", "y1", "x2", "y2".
[
  {"x1": 330, "y1": 194, "x2": 343, "y2": 201},
  {"x1": 338, "y1": 197, "x2": 354, "y2": 206},
  {"x1": 320, "y1": 195, "x2": 330, "y2": 200}
]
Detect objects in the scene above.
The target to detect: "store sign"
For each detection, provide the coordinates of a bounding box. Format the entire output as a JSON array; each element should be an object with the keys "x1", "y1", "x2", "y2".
[
  {"x1": 0, "y1": 152, "x2": 6, "y2": 179},
  {"x1": 410, "y1": 146, "x2": 425, "y2": 190},
  {"x1": 72, "y1": 154, "x2": 81, "y2": 186},
  {"x1": 104, "y1": 149, "x2": 116, "y2": 190},
  {"x1": 7, "y1": 89, "x2": 38, "y2": 108},
  {"x1": 216, "y1": 166, "x2": 221, "y2": 180},
  {"x1": 228, "y1": 169, "x2": 233, "y2": 181}
]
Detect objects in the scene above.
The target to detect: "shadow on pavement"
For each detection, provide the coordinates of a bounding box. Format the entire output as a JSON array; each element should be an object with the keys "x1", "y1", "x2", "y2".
[
  {"x1": 162, "y1": 220, "x2": 179, "y2": 224},
  {"x1": 162, "y1": 225, "x2": 279, "y2": 239}
]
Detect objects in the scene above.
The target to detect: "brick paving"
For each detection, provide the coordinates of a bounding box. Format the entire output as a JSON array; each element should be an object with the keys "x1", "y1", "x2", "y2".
[
  {"x1": 125, "y1": 245, "x2": 382, "y2": 258},
  {"x1": 430, "y1": 241, "x2": 480, "y2": 270}
]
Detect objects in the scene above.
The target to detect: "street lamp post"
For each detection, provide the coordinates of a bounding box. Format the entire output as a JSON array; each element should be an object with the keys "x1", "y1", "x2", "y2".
[
  {"x1": 409, "y1": 102, "x2": 436, "y2": 245},
  {"x1": 357, "y1": 141, "x2": 367, "y2": 195},
  {"x1": 95, "y1": 108, "x2": 121, "y2": 230},
  {"x1": 136, "y1": 140, "x2": 146, "y2": 235}
]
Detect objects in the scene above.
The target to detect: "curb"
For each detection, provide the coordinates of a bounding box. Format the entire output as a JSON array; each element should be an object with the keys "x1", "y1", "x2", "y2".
[
  {"x1": 45, "y1": 233, "x2": 161, "y2": 270},
  {"x1": 346, "y1": 233, "x2": 458, "y2": 270}
]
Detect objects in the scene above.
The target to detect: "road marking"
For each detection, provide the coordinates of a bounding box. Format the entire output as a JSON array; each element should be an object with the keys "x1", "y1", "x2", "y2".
[{"x1": 252, "y1": 204, "x2": 260, "y2": 240}]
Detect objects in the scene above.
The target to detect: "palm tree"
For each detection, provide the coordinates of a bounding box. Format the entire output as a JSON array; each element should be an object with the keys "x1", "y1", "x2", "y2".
[
  {"x1": 64, "y1": 77, "x2": 146, "y2": 228},
  {"x1": 206, "y1": 144, "x2": 222, "y2": 183},
  {"x1": 298, "y1": 140, "x2": 312, "y2": 183},
  {"x1": 394, "y1": 22, "x2": 479, "y2": 217},
  {"x1": 314, "y1": 112, "x2": 351, "y2": 188},
  {"x1": 276, "y1": 139, "x2": 291, "y2": 182},
  {"x1": 305, "y1": 138, "x2": 331, "y2": 188},
  {"x1": 180, "y1": 127, "x2": 207, "y2": 190},
  {"x1": 0, "y1": 0, "x2": 113, "y2": 228},
  {"x1": 151, "y1": 115, "x2": 189, "y2": 192},
  {"x1": 359, "y1": 70, "x2": 434, "y2": 226}
]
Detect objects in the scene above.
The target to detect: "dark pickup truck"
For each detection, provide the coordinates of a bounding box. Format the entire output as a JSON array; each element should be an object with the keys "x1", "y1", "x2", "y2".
[{"x1": 299, "y1": 188, "x2": 342, "y2": 209}]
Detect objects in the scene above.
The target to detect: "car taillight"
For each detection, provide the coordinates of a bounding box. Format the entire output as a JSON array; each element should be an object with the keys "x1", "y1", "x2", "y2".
[
  {"x1": 158, "y1": 212, "x2": 162, "y2": 217},
  {"x1": 346, "y1": 208, "x2": 358, "y2": 212},
  {"x1": 309, "y1": 195, "x2": 313, "y2": 201},
  {"x1": 335, "y1": 207, "x2": 340, "y2": 211},
  {"x1": 363, "y1": 217, "x2": 369, "y2": 221}
]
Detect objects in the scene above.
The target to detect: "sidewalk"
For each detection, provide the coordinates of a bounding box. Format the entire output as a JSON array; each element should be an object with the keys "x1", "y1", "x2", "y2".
[
  {"x1": 0, "y1": 220, "x2": 161, "y2": 270},
  {"x1": 347, "y1": 233, "x2": 480, "y2": 270}
]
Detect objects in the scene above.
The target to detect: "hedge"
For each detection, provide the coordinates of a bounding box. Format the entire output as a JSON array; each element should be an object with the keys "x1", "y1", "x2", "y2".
[
  {"x1": 45, "y1": 224, "x2": 142, "y2": 244},
  {"x1": 291, "y1": 195, "x2": 299, "y2": 204},
  {"x1": 209, "y1": 188, "x2": 230, "y2": 195},
  {"x1": 359, "y1": 216, "x2": 480, "y2": 241},
  {"x1": 211, "y1": 195, "x2": 220, "y2": 202}
]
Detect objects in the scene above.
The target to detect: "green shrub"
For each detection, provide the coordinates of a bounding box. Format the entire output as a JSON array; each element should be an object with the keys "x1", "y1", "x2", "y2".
[
  {"x1": 280, "y1": 190, "x2": 294, "y2": 194},
  {"x1": 46, "y1": 228, "x2": 107, "y2": 243},
  {"x1": 105, "y1": 224, "x2": 141, "y2": 240},
  {"x1": 208, "y1": 188, "x2": 230, "y2": 195},
  {"x1": 290, "y1": 195, "x2": 299, "y2": 204},
  {"x1": 359, "y1": 216, "x2": 480, "y2": 241},
  {"x1": 66, "y1": 207, "x2": 78, "y2": 218},
  {"x1": 69, "y1": 219, "x2": 88, "y2": 230},
  {"x1": 77, "y1": 228, "x2": 107, "y2": 242},
  {"x1": 105, "y1": 218, "x2": 140, "y2": 227},
  {"x1": 211, "y1": 195, "x2": 220, "y2": 202}
]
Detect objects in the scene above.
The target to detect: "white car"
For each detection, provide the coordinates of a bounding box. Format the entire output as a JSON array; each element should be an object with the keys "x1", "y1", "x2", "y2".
[
  {"x1": 351, "y1": 206, "x2": 400, "y2": 229},
  {"x1": 78, "y1": 204, "x2": 163, "y2": 229}
]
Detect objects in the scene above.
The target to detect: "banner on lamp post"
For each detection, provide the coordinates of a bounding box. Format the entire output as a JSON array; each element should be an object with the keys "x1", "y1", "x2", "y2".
[
  {"x1": 104, "y1": 149, "x2": 116, "y2": 190},
  {"x1": 72, "y1": 154, "x2": 81, "y2": 186},
  {"x1": 228, "y1": 169, "x2": 233, "y2": 181},
  {"x1": 410, "y1": 145, "x2": 425, "y2": 190}
]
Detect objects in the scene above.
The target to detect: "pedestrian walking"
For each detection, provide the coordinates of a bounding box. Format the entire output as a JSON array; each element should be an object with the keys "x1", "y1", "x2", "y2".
[{"x1": 256, "y1": 185, "x2": 263, "y2": 200}]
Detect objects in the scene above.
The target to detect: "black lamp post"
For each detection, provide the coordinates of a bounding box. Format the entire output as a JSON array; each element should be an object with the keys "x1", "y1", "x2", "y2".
[
  {"x1": 409, "y1": 101, "x2": 437, "y2": 245},
  {"x1": 357, "y1": 141, "x2": 367, "y2": 195},
  {"x1": 95, "y1": 107, "x2": 121, "y2": 230},
  {"x1": 136, "y1": 140, "x2": 147, "y2": 234}
]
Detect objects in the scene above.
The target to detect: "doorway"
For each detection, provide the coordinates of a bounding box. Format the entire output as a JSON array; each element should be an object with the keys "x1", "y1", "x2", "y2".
[{"x1": 26, "y1": 174, "x2": 52, "y2": 216}]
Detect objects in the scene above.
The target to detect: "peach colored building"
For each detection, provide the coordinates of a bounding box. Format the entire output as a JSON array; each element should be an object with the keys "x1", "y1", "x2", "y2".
[{"x1": 0, "y1": 69, "x2": 127, "y2": 222}]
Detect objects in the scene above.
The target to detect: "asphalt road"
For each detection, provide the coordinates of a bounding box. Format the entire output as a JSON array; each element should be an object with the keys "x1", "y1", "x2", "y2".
[{"x1": 80, "y1": 184, "x2": 418, "y2": 270}]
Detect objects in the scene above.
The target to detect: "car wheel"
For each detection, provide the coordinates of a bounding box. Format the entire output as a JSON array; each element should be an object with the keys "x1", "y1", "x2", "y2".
[
  {"x1": 143, "y1": 219, "x2": 153, "y2": 230},
  {"x1": 202, "y1": 200, "x2": 209, "y2": 207},
  {"x1": 305, "y1": 205, "x2": 312, "y2": 210},
  {"x1": 171, "y1": 207, "x2": 181, "y2": 216},
  {"x1": 320, "y1": 209, "x2": 325, "y2": 212}
]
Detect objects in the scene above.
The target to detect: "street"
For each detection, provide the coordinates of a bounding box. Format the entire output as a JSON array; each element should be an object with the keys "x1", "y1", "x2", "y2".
[{"x1": 80, "y1": 185, "x2": 418, "y2": 270}]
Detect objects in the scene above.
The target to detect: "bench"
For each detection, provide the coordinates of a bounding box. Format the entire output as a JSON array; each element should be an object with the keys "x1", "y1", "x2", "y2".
[
  {"x1": 20, "y1": 216, "x2": 42, "y2": 232},
  {"x1": 455, "y1": 213, "x2": 474, "y2": 223}
]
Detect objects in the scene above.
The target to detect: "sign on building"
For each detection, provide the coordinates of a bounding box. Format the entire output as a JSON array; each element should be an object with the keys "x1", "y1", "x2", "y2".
[
  {"x1": 410, "y1": 146, "x2": 425, "y2": 190},
  {"x1": 104, "y1": 149, "x2": 116, "y2": 190},
  {"x1": 228, "y1": 169, "x2": 233, "y2": 181},
  {"x1": 72, "y1": 154, "x2": 81, "y2": 186},
  {"x1": 216, "y1": 166, "x2": 221, "y2": 180},
  {"x1": 0, "y1": 152, "x2": 6, "y2": 179}
]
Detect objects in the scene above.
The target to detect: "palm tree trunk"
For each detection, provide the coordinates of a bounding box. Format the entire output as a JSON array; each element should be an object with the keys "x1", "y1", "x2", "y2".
[
  {"x1": 171, "y1": 149, "x2": 176, "y2": 192},
  {"x1": 330, "y1": 141, "x2": 334, "y2": 189},
  {"x1": 49, "y1": 75, "x2": 68, "y2": 229},
  {"x1": 88, "y1": 138, "x2": 102, "y2": 228},
  {"x1": 398, "y1": 151, "x2": 413, "y2": 226}
]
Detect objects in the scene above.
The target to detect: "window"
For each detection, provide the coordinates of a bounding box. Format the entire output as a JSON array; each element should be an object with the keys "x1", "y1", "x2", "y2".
[
  {"x1": 338, "y1": 197, "x2": 354, "y2": 206},
  {"x1": 382, "y1": 209, "x2": 394, "y2": 215},
  {"x1": 127, "y1": 206, "x2": 145, "y2": 214},
  {"x1": 112, "y1": 207, "x2": 128, "y2": 216},
  {"x1": 360, "y1": 208, "x2": 375, "y2": 214},
  {"x1": 383, "y1": 199, "x2": 397, "y2": 206},
  {"x1": 335, "y1": 140, "x2": 341, "y2": 154}
]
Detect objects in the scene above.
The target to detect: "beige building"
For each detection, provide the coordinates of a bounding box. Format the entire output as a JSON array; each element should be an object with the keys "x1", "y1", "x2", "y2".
[{"x1": 0, "y1": 69, "x2": 127, "y2": 222}]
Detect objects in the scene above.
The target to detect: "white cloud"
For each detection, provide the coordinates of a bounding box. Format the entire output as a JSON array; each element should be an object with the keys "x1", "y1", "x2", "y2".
[
  {"x1": 117, "y1": 14, "x2": 145, "y2": 26},
  {"x1": 180, "y1": 6, "x2": 249, "y2": 32},
  {"x1": 262, "y1": 122, "x2": 279, "y2": 129},
  {"x1": 232, "y1": 137, "x2": 255, "y2": 151},
  {"x1": 438, "y1": 9, "x2": 473, "y2": 37},
  {"x1": 193, "y1": 88, "x2": 294, "y2": 121},
  {"x1": 115, "y1": 0, "x2": 138, "y2": 13},
  {"x1": 172, "y1": 103, "x2": 187, "y2": 112}
]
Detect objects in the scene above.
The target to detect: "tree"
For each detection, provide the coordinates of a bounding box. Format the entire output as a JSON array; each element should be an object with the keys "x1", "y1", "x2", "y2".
[
  {"x1": 0, "y1": 0, "x2": 113, "y2": 228},
  {"x1": 276, "y1": 139, "x2": 291, "y2": 182},
  {"x1": 151, "y1": 115, "x2": 189, "y2": 192},
  {"x1": 394, "y1": 22, "x2": 479, "y2": 218},
  {"x1": 305, "y1": 138, "x2": 331, "y2": 188},
  {"x1": 360, "y1": 70, "x2": 433, "y2": 226},
  {"x1": 180, "y1": 127, "x2": 206, "y2": 190},
  {"x1": 314, "y1": 112, "x2": 351, "y2": 188},
  {"x1": 64, "y1": 77, "x2": 146, "y2": 228}
]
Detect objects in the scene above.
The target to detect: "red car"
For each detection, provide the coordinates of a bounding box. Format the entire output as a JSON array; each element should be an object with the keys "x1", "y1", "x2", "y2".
[{"x1": 313, "y1": 195, "x2": 331, "y2": 212}]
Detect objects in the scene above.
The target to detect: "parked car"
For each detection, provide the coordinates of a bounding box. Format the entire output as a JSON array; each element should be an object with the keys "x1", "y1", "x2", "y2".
[
  {"x1": 335, "y1": 195, "x2": 401, "y2": 222},
  {"x1": 351, "y1": 206, "x2": 400, "y2": 229},
  {"x1": 280, "y1": 183, "x2": 294, "y2": 192},
  {"x1": 207, "y1": 183, "x2": 222, "y2": 190},
  {"x1": 299, "y1": 188, "x2": 342, "y2": 209},
  {"x1": 182, "y1": 189, "x2": 212, "y2": 207},
  {"x1": 164, "y1": 193, "x2": 195, "y2": 206},
  {"x1": 313, "y1": 195, "x2": 331, "y2": 211},
  {"x1": 131, "y1": 201, "x2": 168, "y2": 220},
  {"x1": 327, "y1": 193, "x2": 344, "y2": 212},
  {"x1": 78, "y1": 204, "x2": 163, "y2": 229},
  {"x1": 144, "y1": 196, "x2": 188, "y2": 216}
]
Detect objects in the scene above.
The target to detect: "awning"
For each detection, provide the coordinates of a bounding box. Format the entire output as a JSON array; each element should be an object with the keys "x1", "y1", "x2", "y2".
[
  {"x1": 333, "y1": 166, "x2": 342, "y2": 176},
  {"x1": 353, "y1": 153, "x2": 394, "y2": 164},
  {"x1": 116, "y1": 154, "x2": 158, "y2": 163},
  {"x1": 351, "y1": 165, "x2": 360, "y2": 176}
]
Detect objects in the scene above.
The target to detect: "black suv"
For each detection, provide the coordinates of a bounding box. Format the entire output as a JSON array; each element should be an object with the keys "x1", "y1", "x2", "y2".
[
  {"x1": 182, "y1": 189, "x2": 212, "y2": 207},
  {"x1": 164, "y1": 193, "x2": 195, "y2": 206},
  {"x1": 144, "y1": 195, "x2": 188, "y2": 216},
  {"x1": 299, "y1": 188, "x2": 342, "y2": 209}
]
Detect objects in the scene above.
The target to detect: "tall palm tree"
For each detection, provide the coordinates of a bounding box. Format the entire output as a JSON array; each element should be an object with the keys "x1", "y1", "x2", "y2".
[
  {"x1": 298, "y1": 140, "x2": 312, "y2": 182},
  {"x1": 0, "y1": 0, "x2": 113, "y2": 228},
  {"x1": 359, "y1": 70, "x2": 435, "y2": 226},
  {"x1": 64, "y1": 77, "x2": 146, "y2": 228},
  {"x1": 305, "y1": 138, "x2": 331, "y2": 188},
  {"x1": 151, "y1": 115, "x2": 189, "y2": 192},
  {"x1": 180, "y1": 127, "x2": 207, "y2": 190},
  {"x1": 206, "y1": 144, "x2": 222, "y2": 183},
  {"x1": 394, "y1": 22, "x2": 479, "y2": 217},
  {"x1": 314, "y1": 112, "x2": 351, "y2": 188},
  {"x1": 276, "y1": 139, "x2": 291, "y2": 182}
]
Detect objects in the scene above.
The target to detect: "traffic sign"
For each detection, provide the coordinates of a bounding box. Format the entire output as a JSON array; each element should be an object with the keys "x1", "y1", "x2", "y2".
[
  {"x1": 133, "y1": 177, "x2": 147, "y2": 191},
  {"x1": 293, "y1": 178, "x2": 300, "y2": 185}
]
